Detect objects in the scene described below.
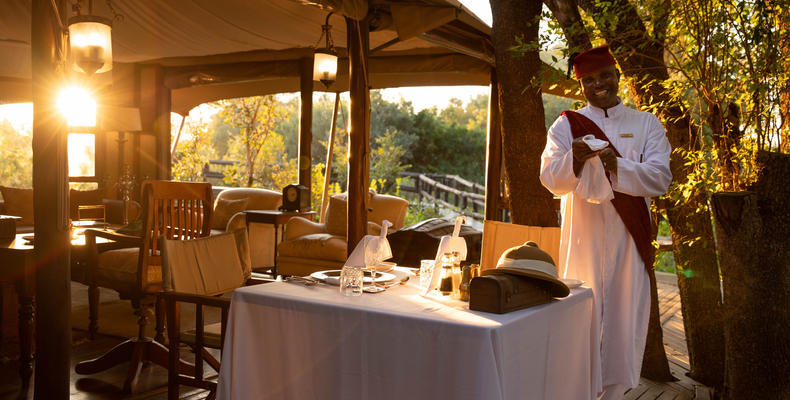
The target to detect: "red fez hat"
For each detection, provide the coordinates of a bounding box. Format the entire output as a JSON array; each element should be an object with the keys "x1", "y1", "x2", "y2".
[{"x1": 570, "y1": 45, "x2": 617, "y2": 79}]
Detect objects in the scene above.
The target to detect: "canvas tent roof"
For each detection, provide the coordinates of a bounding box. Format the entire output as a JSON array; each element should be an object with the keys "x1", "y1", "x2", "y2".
[{"x1": 0, "y1": 0, "x2": 579, "y2": 114}]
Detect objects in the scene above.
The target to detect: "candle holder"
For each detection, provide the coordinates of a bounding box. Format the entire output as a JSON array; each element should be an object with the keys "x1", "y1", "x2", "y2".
[{"x1": 119, "y1": 164, "x2": 136, "y2": 225}]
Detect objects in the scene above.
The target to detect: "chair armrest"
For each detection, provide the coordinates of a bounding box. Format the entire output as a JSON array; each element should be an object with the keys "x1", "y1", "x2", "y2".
[
  {"x1": 226, "y1": 211, "x2": 247, "y2": 232},
  {"x1": 84, "y1": 228, "x2": 143, "y2": 252},
  {"x1": 284, "y1": 216, "x2": 328, "y2": 239},
  {"x1": 161, "y1": 291, "x2": 232, "y2": 309}
]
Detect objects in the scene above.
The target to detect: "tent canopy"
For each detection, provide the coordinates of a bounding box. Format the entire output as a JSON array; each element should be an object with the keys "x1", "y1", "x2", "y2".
[{"x1": 0, "y1": 0, "x2": 579, "y2": 113}]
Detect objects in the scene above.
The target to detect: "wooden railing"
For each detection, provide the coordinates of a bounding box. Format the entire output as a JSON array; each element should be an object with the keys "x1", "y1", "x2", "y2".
[
  {"x1": 202, "y1": 160, "x2": 238, "y2": 183},
  {"x1": 398, "y1": 172, "x2": 487, "y2": 220}
]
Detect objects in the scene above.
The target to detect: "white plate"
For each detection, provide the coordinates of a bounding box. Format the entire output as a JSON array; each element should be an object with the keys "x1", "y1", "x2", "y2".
[
  {"x1": 310, "y1": 270, "x2": 397, "y2": 285},
  {"x1": 561, "y1": 278, "x2": 584, "y2": 289}
]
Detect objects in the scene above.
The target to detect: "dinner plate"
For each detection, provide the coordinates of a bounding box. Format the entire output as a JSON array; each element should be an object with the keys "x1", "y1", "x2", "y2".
[
  {"x1": 310, "y1": 270, "x2": 396, "y2": 285},
  {"x1": 561, "y1": 278, "x2": 585, "y2": 289},
  {"x1": 376, "y1": 261, "x2": 396, "y2": 272}
]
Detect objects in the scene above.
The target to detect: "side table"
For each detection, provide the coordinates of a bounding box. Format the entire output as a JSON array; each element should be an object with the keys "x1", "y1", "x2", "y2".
[{"x1": 243, "y1": 210, "x2": 316, "y2": 277}]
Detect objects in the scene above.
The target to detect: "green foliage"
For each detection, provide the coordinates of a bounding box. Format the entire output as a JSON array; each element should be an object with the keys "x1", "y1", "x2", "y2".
[
  {"x1": 172, "y1": 119, "x2": 215, "y2": 182},
  {"x1": 403, "y1": 199, "x2": 444, "y2": 227},
  {"x1": 0, "y1": 120, "x2": 32, "y2": 188}
]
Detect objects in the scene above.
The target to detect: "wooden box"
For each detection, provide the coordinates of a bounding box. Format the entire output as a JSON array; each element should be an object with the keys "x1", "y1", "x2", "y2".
[{"x1": 469, "y1": 274, "x2": 552, "y2": 314}]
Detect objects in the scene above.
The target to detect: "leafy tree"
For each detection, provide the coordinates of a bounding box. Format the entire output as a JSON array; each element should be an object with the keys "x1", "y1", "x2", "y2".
[
  {"x1": 370, "y1": 130, "x2": 411, "y2": 192},
  {"x1": 0, "y1": 119, "x2": 32, "y2": 188},
  {"x1": 172, "y1": 119, "x2": 215, "y2": 182},
  {"x1": 219, "y1": 96, "x2": 287, "y2": 187}
]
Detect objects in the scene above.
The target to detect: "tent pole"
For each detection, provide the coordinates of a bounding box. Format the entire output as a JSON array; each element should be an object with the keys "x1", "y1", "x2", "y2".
[
  {"x1": 298, "y1": 57, "x2": 314, "y2": 197},
  {"x1": 170, "y1": 114, "x2": 186, "y2": 157},
  {"x1": 346, "y1": 16, "x2": 370, "y2": 255},
  {"x1": 319, "y1": 93, "x2": 340, "y2": 223},
  {"x1": 32, "y1": 0, "x2": 72, "y2": 397},
  {"x1": 484, "y1": 69, "x2": 503, "y2": 222}
]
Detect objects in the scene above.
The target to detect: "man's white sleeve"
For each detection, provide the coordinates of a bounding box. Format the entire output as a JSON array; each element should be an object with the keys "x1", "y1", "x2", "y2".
[
  {"x1": 540, "y1": 116, "x2": 580, "y2": 196},
  {"x1": 610, "y1": 114, "x2": 672, "y2": 197}
]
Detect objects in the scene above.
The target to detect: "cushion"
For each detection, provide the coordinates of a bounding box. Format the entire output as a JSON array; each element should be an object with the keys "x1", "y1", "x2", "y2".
[
  {"x1": 213, "y1": 198, "x2": 248, "y2": 230},
  {"x1": 277, "y1": 233, "x2": 348, "y2": 262},
  {"x1": 0, "y1": 186, "x2": 34, "y2": 226},
  {"x1": 96, "y1": 247, "x2": 162, "y2": 287},
  {"x1": 324, "y1": 195, "x2": 348, "y2": 236}
]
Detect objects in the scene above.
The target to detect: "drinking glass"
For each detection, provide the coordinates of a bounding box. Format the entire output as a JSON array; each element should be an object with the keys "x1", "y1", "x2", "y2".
[
  {"x1": 340, "y1": 266, "x2": 364, "y2": 296},
  {"x1": 419, "y1": 259, "x2": 435, "y2": 289}
]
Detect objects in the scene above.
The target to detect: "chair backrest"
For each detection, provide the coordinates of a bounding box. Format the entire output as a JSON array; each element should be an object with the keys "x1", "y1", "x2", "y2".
[
  {"x1": 215, "y1": 187, "x2": 282, "y2": 210},
  {"x1": 324, "y1": 191, "x2": 409, "y2": 236},
  {"x1": 138, "y1": 180, "x2": 213, "y2": 292},
  {"x1": 480, "y1": 220, "x2": 561, "y2": 271},
  {"x1": 161, "y1": 228, "x2": 251, "y2": 296}
]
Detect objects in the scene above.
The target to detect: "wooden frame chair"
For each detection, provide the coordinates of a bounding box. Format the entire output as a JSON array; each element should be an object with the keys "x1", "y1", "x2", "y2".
[
  {"x1": 160, "y1": 228, "x2": 270, "y2": 400},
  {"x1": 75, "y1": 180, "x2": 213, "y2": 393}
]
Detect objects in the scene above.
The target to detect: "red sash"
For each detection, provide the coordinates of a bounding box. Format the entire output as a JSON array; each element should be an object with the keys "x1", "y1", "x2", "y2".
[{"x1": 561, "y1": 110, "x2": 655, "y2": 270}]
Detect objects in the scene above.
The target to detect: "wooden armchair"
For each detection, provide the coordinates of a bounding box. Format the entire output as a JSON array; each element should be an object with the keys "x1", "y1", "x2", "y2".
[
  {"x1": 74, "y1": 180, "x2": 213, "y2": 393},
  {"x1": 160, "y1": 228, "x2": 270, "y2": 400}
]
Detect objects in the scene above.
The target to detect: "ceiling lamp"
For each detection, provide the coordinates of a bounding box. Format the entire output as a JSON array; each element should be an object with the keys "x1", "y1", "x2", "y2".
[
  {"x1": 68, "y1": 14, "x2": 113, "y2": 75},
  {"x1": 313, "y1": 13, "x2": 338, "y2": 89}
]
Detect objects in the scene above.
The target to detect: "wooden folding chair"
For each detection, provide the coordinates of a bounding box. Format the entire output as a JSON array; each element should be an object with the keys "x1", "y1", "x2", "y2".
[
  {"x1": 480, "y1": 220, "x2": 561, "y2": 271},
  {"x1": 161, "y1": 228, "x2": 270, "y2": 400}
]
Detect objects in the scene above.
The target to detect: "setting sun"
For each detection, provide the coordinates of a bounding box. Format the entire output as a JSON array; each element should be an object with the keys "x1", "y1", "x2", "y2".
[{"x1": 57, "y1": 86, "x2": 96, "y2": 128}]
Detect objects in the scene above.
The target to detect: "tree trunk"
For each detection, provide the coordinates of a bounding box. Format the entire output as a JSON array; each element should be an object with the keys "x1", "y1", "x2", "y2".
[
  {"x1": 778, "y1": 12, "x2": 790, "y2": 153},
  {"x1": 711, "y1": 152, "x2": 790, "y2": 399},
  {"x1": 490, "y1": 0, "x2": 557, "y2": 227},
  {"x1": 578, "y1": 0, "x2": 725, "y2": 388}
]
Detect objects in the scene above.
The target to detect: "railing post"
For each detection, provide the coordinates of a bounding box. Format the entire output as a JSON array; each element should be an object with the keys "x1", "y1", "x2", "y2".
[{"x1": 416, "y1": 176, "x2": 422, "y2": 202}]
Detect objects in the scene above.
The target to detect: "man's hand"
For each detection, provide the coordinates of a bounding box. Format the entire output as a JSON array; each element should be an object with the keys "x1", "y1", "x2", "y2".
[
  {"x1": 572, "y1": 137, "x2": 600, "y2": 177},
  {"x1": 599, "y1": 148, "x2": 617, "y2": 173}
]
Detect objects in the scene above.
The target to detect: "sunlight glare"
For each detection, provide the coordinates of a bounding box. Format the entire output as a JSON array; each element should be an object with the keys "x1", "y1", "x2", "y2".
[
  {"x1": 58, "y1": 86, "x2": 96, "y2": 127},
  {"x1": 68, "y1": 133, "x2": 95, "y2": 177}
]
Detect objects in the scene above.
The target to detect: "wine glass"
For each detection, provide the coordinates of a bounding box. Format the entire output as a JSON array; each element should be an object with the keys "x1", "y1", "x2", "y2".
[{"x1": 364, "y1": 253, "x2": 385, "y2": 293}]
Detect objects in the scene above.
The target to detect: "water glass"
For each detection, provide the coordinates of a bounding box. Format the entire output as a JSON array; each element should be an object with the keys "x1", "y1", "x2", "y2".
[
  {"x1": 419, "y1": 259, "x2": 435, "y2": 289},
  {"x1": 340, "y1": 266, "x2": 364, "y2": 296}
]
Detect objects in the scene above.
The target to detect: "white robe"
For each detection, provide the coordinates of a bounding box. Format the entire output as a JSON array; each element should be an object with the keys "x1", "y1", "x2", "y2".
[{"x1": 539, "y1": 102, "x2": 672, "y2": 396}]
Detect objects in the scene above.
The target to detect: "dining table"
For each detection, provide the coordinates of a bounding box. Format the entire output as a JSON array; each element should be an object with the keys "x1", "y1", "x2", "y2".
[{"x1": 217, "y1": 267, "x2": 598, "y2": 400}]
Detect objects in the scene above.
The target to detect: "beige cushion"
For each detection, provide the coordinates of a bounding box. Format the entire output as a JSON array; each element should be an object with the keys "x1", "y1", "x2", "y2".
[
  {"x1": 161, "y1": 230, "x2": 248, "y2": 295},
  {"x1": 213, "y1": 198, "x2": 248, "y2": 230},
  {"x1": 96, "y1": 247, "x2": 162, "y2": 287},
  {"x1": 277, "y1": 233, "x2": 348, "y2": 262},
  {"x1": 324, "y1": 195, "x2": 348, "y2": 236},
  {"x1": 324, "y1": 191, "x2": 408, "y2": 236},
  {"x1": 0, "y1": 186, "x2": 34, "y2": 226},
  {"x1": 215, "y1": 187, "x2": 282, "y2": 210}
]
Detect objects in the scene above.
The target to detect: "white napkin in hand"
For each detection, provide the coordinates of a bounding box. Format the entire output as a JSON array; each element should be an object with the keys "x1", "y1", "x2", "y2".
[
  {"x1": 576, "y1": 135, "x2": 614, "y2": 204},
  {"x1": 423, "y1": 216, "x2": 468, "y2": 295},
  {"x1": 344, "y1": 220, "x2": 393, "y2": 268}
]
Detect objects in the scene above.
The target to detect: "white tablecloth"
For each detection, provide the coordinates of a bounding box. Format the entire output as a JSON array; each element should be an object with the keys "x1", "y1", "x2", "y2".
[{"x1": 217, "y1": 270, "x2": 595, "y2": 400}]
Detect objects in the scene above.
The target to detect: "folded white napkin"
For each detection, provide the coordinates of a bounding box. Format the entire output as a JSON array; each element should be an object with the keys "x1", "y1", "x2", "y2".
[
  {"x1": 576, "y1": 135, "x2": 614, "y2": 204},
  {"x1": 344, "y1": 220, "x2": 393, "y2": 267},
  {"x1": 423, "y1": 217, "x2": 468, "y2": 295}
]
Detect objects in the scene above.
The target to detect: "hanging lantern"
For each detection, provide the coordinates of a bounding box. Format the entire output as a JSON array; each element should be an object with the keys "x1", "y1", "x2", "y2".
[
  {"x1": 313, "y1": 13, "x2": 337, "y2": 89},
  {"x1": 313, "y1": 50, "x2": 338, "y2": 88},
  {"x1": 69, "y1": 15, "x2": 113, "y2": 75}
]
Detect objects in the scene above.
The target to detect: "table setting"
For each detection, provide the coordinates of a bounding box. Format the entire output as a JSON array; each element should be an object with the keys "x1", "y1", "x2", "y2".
[{"x1": 217, "y1": 218, "x2": 598, "y2": 400}]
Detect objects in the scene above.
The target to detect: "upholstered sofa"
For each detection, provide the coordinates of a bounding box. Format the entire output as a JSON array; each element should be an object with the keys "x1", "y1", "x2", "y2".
[
  {"x1": 276, "y1": 191, "x2": 408, "y2": 277},
  {"x1": 211, "y1": 187, "x2": 282, "y2": 270}
]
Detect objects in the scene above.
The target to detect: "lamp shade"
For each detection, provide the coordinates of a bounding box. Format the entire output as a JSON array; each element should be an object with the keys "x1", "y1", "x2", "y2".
[
  {"x1": 313, "y1": 50, "x2": 338, "y2": 88},
  {"x1": 69, "y1": 15, "x2": 113, "y2": 75}
]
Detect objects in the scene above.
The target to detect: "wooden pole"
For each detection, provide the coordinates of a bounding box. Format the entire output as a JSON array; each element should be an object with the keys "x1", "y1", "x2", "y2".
[
  {"x1": 346, "y1": 17, "x2": 370, "y2": 255},
  {"x1": 170, "y1": 114, "x2": 186, "y2": 156},
  {"x1": 484, "y1": 69, "x2": 502, "y2": 222},
  {"x1": 319, "y1": 93, "x2": 340, "y2": 223},
  {"x1": 32, "y1": 0, "x2": 72, "y2": 397},
  {"x1": 298, "y1": 57, "x2": 314, "y2": 195}
]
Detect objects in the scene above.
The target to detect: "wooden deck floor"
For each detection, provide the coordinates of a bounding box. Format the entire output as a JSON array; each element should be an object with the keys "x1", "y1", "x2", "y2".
[{"x1": 0, "y1": 274, "x2": 711, "y2": 400}]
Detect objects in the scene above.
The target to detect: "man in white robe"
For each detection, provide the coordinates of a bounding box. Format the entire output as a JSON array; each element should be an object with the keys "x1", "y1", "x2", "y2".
[{"x1": 539, "y1": 45, "x2": 672, "y2": 400}]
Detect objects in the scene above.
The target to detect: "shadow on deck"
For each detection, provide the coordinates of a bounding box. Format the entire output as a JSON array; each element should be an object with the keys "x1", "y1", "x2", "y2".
[{"x1": 0, "y1": 273, "x2": 712, "y2": 400}]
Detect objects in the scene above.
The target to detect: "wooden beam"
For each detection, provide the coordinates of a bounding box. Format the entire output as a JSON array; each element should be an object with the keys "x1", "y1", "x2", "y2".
[
  {"x1": 346, "y1": 17, "x2": 370, "y2": 255},
  {"x1": 319, "y1": 93, "x2": 340, "y2": 223},
  {"x1": 31, "y1": 0, "x2": 72, "y2": 397},
  {"x1": 139, "y1": 65, "x2": 171, "y2": 180},
  {"x1": 298, "y1": 57, "x2": 314, "y2": 194},
  {"x1": 484, "y1": 69, "x2": 502, "y2": 222}
]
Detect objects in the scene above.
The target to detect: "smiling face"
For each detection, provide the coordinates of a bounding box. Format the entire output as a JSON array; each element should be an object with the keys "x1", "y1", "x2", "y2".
[{"x1": 579, "y1": 65, "x2": 621, "y2": 110}]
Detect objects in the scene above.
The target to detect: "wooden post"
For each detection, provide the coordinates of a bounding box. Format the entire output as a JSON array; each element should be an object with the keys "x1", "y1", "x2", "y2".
[
  {"x1": 346, "y1": 17, "x2": 370, "y2": 255},
  {"x1": 299, "y1": 57, "x2": 314, "y2": 195},
  {"x1": 139, "y1": 65, "x2": 170, "y2": 180},
  {"x1": 31, "y1": 0, "x2": 72, "y2": 397},
  {"x1": 484, "y1": 69, "x2": 502, "y2": 222},
  {"x1": 319, "y1": 93, "x2": 340, "y2": 223}
]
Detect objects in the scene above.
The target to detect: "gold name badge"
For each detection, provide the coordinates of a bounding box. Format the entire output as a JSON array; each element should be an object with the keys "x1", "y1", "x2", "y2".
[{"x1": 620, "y1": 133, "x2": 634, "y2": 138}]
